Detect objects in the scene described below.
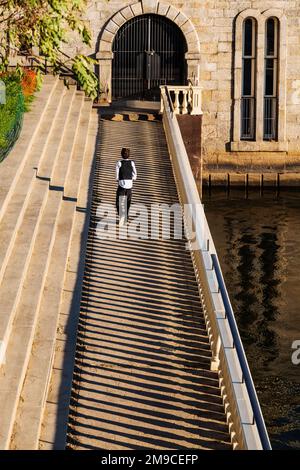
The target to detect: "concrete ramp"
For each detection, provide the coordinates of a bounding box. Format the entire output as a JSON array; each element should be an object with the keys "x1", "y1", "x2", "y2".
[{"x1": 65, "y1": 116, "x2": 232, "y2": 450}]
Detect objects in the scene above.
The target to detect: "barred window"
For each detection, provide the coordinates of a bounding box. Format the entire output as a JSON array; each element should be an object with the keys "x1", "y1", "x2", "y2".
[
  {"x1": 264, "y1": 18, "x2": 279, "y2": 141},
  {"x1": 241, "y1": 18, "x2": 257, "y2": 140}
]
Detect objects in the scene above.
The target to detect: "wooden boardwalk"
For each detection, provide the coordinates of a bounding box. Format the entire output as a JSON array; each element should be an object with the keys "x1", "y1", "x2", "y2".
[{"x1": 67, "y1": 116, "x2": 232, "y2": 450}]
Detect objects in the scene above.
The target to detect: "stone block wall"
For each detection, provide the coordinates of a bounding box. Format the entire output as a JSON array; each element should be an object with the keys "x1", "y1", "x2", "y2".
[{"x1": 62, "y1": 0, "x2": 300, "y2": 170}]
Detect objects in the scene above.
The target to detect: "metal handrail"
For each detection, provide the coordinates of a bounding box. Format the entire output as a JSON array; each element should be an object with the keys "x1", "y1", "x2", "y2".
[
  {"x1": 8, "y1": 47, "x2": 49, "y2": 74},
  {"x1": 8, "y1": 47, "x2": 77, "y2": 78},
  {"x1": 211, "y1": 254, "x2": 272, "y2": 450}
]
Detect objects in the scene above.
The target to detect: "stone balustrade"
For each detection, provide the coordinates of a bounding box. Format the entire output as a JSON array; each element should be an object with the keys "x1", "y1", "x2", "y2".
[{"x1": 160, "y1": 85, "x2": 203, "y2": 116}]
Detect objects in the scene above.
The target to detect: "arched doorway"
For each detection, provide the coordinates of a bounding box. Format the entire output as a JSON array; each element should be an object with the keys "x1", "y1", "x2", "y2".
[{"x1": 112, "y1": 14, "x2": 188, "y2": 101}]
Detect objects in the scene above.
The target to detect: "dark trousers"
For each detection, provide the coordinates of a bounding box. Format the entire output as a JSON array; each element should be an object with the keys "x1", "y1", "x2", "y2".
[{"x1": 116, "y1": 186, "x2": 132, "y2": 218}]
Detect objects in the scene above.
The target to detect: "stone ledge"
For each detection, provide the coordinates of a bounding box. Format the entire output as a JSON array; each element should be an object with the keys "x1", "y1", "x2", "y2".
[
  {"x1": 202, "y1": 171, "x2": 300, "y2": 188},
  {"x1": 230, "y1": 141, "x2": 289, "y2": 152},
  {"x1": 278, "y1": 173, "x2": 300, "y2": 186}
]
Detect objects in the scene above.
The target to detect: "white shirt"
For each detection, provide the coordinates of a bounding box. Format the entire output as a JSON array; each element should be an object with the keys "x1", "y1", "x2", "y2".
[{"x1": 116, "y1": 159, "x2": 137, "y2": 189}]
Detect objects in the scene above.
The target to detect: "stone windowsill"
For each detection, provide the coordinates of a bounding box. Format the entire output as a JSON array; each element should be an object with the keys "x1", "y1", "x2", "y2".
[{"x1": 230, "y1": 140, "x2": 289, "y2": 152}]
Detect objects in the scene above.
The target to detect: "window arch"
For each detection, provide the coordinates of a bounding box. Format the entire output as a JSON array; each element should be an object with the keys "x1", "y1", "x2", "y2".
[
  {"x1": 241, "y1": 18, "x2": 257, "y2": 140},
  {"x1": 232, "y1": 9, "x2": 287, "y2": 152},
  {"x1": 264, "y1": 17, "x2": 279, "y2": 140}
]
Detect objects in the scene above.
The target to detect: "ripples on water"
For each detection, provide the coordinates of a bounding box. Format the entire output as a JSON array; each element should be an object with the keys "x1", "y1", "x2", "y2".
[{"x1": 203, "y1": 188, "x2": 300, "y2": 450}]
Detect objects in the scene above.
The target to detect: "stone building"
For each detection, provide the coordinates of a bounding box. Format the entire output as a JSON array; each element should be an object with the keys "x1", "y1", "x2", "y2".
[{"x1": 62, "y1": 0, "x2": 300, "y2": 176}]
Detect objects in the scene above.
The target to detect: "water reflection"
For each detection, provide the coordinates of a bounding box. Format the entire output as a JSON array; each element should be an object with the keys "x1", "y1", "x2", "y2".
[{"x1": 203, "y1": 188, "x2": 300, "y2": 449}]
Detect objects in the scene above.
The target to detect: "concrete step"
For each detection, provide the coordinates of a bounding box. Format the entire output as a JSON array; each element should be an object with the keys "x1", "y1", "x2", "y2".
[
  {"x1": 38, "y1": 110, "x2": 98, "y2": 450},
  {"x1": 27, "y1": 79, "x2": 67, "y2": 169},
  {"x1": 77, "y1": 110, "x2": 99, "y2": 209},
  {"x1": 0, "y1": 80, "x2": 66, "y2": 288},
  {"x1": 9, "y1": 200, "x2": 75, "y2": 450},
  {"x1": 0, "y1": 75, "x2": 59, "y2": 219},
  {"x1": 100, "y1": 112, "x2": 161, "y2": 122},
  {"x1": 0, "y1": 87, "x2": 79, "y2": 366},
  {"x1": 50, "y1": 92, "x2": 85, "y2": 190},
  {"x1": 0, "y1": 90, "x2": 93, "y2": 449},
  {"x1": 37, "y1": 87, "x2": 77, "y2": 181},
  {"x1": 0, "y1": 188, "x2": 62, "y2": 450},
  {"x1": 0, "y1": 179, "x2": 50, "y2": 365},
  {"x1": 64, "y1": 99, "x2": 93, "y2": 200},
  {"x1": 10, "y1": 110, "x2": 98, "y2": 450}
]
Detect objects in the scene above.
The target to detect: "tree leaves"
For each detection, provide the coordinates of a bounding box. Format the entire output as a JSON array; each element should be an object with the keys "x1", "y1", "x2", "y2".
[
  {"x1": 0, "y1": 0, "x2": 99, "y2": 99},
  {"x1": 72, "y1": 55, "x2": 98, "y2": 100}
]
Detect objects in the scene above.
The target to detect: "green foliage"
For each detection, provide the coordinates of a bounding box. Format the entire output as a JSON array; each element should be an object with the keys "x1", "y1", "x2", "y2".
[
  {"x1": 0, "y1": 69, "x2": 40, "y2": 161},
  {"x1": 35, "y1": 69, "x2": 44, "y2": 92},
  {"x1": 72, "y1": 55, "x2": 99, "y2": 100},
  {"x1": 24, "y1": 94, "x2": 35, "y2": 112},
  {"x1": 0, "y1": 74, "x2": 25, "y2": 160},
  {"x1": 0, "y1": 0, "x2": 99, "y2": 99}
]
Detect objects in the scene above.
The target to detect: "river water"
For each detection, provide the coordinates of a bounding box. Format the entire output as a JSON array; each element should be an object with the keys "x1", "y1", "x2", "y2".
[{"x1": 202, "y1": 188, "x2": 300, "y2": 450}]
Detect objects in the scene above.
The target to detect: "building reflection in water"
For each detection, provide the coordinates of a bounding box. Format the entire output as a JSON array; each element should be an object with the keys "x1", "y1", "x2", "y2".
[{"x1": 203, "y1": 188, "x2": 300, "y2": 450}]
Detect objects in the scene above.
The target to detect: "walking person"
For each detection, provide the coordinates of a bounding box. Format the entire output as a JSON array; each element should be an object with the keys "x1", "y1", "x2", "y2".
[{"x1": 116, "y1": 148, "x2": 137, "y2": 225}]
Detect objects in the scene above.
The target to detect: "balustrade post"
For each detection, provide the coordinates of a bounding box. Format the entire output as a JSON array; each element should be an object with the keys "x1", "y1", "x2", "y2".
[
  {"x1": 182, "y1": 90, "x2": 188, "y2": 115},
  {"x1": 190, "y1": 86, "x2": 203, "y2": 115},
  {"x1": 187, "y1": 88, "x2": 193, "y2": 114},
  {"x1": 174, "y1": 90, "x2": 180, "y2": 114},
  {"x1": 163, "y1": 85, "x2": 202, "y2": 115},
  {"x1": 160, "y1": 89, "x2": 164, "y2": 114}
]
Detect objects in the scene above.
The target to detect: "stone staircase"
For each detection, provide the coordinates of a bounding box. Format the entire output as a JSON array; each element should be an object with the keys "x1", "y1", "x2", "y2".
[{"x1": 0, "y1": 75, "x2": 97, "y2": 449}]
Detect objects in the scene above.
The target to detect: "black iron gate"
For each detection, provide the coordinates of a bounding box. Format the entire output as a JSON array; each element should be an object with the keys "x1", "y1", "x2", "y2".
[{"x1": 112, "y1": 14, "x2": 187, "y2": 100}]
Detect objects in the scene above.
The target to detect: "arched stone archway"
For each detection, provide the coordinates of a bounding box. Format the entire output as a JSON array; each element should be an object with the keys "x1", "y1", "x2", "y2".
[{"x1": 96, "y1": 0, "x2": 200, "y2": 102}]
